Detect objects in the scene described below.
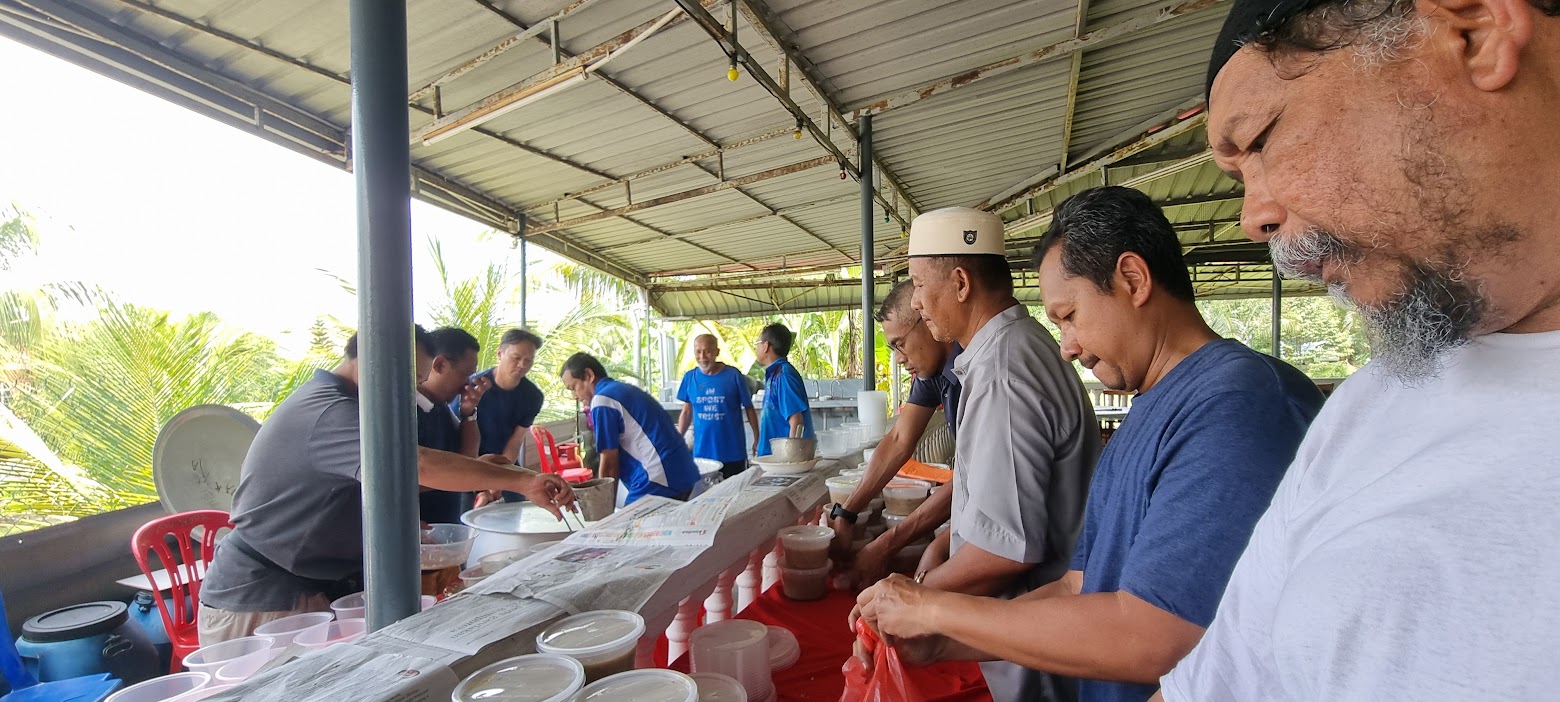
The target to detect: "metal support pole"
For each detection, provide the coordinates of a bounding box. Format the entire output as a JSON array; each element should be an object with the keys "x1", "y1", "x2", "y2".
[
  {"x1": 1270, "y1": 270, "x2": 1282, "y2": 359},
  {"x1": 860, "y1": 115, "x2": 875, "y2": 390},
  {"x1": 520, "y1": 237, "x2": 529, "y2": 329},
  {"x1": 349, "y1": 0, "x2": 419, "y2": 631}
]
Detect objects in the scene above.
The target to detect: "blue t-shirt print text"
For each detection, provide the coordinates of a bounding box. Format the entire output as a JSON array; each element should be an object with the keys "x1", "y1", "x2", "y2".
[{"x1": 677, "y1": 366, "x2": 752, "y2": 463}]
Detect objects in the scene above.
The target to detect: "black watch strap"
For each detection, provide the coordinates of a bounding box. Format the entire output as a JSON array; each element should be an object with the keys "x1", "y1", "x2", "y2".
[{"x1": 829, "y1": 503, "x2": 859, "y2": 524}]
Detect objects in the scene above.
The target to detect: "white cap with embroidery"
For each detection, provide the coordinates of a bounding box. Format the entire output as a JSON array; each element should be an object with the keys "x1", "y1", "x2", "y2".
[{"x1": 907, "y1": 206, "x2": 1006, "y2": 257}]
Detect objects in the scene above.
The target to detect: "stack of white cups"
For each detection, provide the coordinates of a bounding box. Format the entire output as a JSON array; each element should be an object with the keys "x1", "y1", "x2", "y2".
[
  {"x1": 856, "y1": 391, "x2": 888, "y2": 441},
  {"x1": 690, "y1": 620, "x2": 774, "y2": 702}
]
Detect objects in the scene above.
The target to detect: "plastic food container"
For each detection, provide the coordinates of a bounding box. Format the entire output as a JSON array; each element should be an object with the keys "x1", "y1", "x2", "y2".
[
  {"x1": 867, "y1": 498, "x2": 884, "y2": 524},
  {"x1": 451, "y1": 653, "x2": 585, "y2": 702},
  {"x1": 577, "y1": 669, "x2": 698, "y2": 702},
  {"x1": 882, "y1": 479, "x2": 933, "y2": 515},
  {"x1": 293, "y1": 618, "x2": 367, "y2": 650},
  {"x1": 765, "y1": 626, "x2": 799, "y2": 671},
  {"x1": 213, "y1": 645, "x2": 284, "y2": 684},
  {"x1": 691, "y1": 672, "x2": 749, "y2": 702},
  {"x1": 824, "y1": 476, "x2": 860, "y2": 505},
  {"x1": 252, "y1": 611, "x2": 333, "y2": 648},
  {"x1": 535, "y1": 610, "x2": 644, "y2": 683},
  {"x1": 780, "y1": 559, "x2": 832, "y2": 601},
  {"x1": 862, "y1": 447, "x2": 876, "y2": 464},
  {"x1": 690, "y1": 620, "x2": 770, "y2": 702},
  {"x1": 420, "y1": 523, "x2": 478, "y2": 570},
  {"x1": 105, "y1": 672, "x2": 209, "y2": 702},
  {"x1": 329, "y1": 593, "x2": 434, "y2": 620},
  {"x1": 168, "y1": 684, "x2": 237, "y2": 702},
  {"x1": 880, "y1": 513, "x2": 931, "y2": 545},
  {"x1": 849, "y1": 507, "x2": 877, "y2": 540},
  {"x1": 477, "y1": 548, "x2": 529, "y2": 575},
  {"x1": 777, "y1": 526, "x2": 833, "y2": 569},
  {"x1": 183, "y1": 635, "x2": 271, "y2": 676}
]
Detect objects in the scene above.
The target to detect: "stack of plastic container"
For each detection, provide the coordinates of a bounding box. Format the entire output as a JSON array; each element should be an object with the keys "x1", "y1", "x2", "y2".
[
  {"x1": 775, "y1": 526, "x2": 833, "y2": 602},
  {"x1": 690, "y1": 620, "x2": 773, "y2": 702}
]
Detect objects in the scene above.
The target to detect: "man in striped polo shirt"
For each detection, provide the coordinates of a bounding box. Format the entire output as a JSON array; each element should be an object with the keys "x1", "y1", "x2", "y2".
[{"x1": 560, "y1": 352, "x2": 699, "y2": 505}]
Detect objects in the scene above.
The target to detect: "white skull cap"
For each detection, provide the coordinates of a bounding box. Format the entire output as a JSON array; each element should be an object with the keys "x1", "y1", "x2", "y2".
[{"x1": 907, "y1": 207, "x2": 1006, "y2": 257}]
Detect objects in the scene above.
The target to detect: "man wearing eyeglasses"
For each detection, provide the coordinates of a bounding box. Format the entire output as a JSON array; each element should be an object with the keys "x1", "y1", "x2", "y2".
[{"x1": 830, "y1": 279, "x2": 962, "y2": 587}]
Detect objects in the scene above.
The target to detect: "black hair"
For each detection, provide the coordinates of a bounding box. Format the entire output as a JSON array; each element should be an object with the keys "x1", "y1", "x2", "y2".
[
  {"x1": 1034, "y1": 186, "x2": 1196, "y2": 302},
  {"x1": 560, "y1": 352, "x2": 608, "y2": 382},
  {"x1": 759, "y1": 323, "x2": 794, "y2": 357},
  {"x1": 500, "y1": 328, "x2": 544, "y2": 350},
  {"x1": 428, "y1": 326, "x2": 480, "y2": 361},
  {"x1": 926, "y1": 255, "x2": 1014, "y2": 296},
  {"x1": 344, "y1": 324, "x2": 434, "y2": 360},
  {"x1": 875, "y1": 280, "x2": 916, "y2": 323}
]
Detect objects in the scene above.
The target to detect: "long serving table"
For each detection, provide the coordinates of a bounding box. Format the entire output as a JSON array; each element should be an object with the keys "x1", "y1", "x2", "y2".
[{"x1": 214, "y1": 447, "x2": 864, "y2": 701}]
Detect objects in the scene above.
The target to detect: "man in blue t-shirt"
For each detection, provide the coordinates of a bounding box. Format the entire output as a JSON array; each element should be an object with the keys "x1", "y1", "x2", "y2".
[
  {"x1": 855, "y1": 187, "x2": 1325, "y2": 702},
  {"x1": 754, "y1": 323, "x2": 813, "y2": 457},
  {"x1": 560, "y1": 352, "x2": 699, "y2": 505},
  {"x1": 676, "y1": 334, "x2": 759, "y2": 479},
  {"x1": 459, "y1": 329, "x2": 545, "y2": 502}
]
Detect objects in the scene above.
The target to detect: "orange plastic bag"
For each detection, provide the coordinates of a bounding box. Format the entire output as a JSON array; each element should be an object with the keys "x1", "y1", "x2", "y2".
[{"x1": 840, "y1": 619, "x2": 925, "y2": 702}]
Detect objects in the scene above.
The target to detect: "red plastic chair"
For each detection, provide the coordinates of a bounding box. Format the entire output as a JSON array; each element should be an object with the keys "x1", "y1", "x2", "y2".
[
  {"x1": 130, "y1": 510, "x2": 233, "y2": 673},
  {"x1": 531, "y1": 426, "x2": 593, "y2": 483}
]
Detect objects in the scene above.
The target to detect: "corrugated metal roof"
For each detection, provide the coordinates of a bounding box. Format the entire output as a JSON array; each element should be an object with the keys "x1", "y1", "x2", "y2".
[{"x1": 0, "y1": 0, "x2": 1310, "y2": 319}]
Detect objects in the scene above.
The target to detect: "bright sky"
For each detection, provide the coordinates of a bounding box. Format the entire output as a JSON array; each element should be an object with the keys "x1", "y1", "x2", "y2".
[{"x1": 0, "y1": 37, "x2": 559, "y2": 358}]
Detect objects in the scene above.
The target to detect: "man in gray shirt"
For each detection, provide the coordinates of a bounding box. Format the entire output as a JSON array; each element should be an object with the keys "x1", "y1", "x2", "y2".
[
  {"x1": 198, "y1": 329, "x2": 575, "y2": 645},
  {"x1": 887, "y1": 206, "x2": 1098, "y2": 702}
]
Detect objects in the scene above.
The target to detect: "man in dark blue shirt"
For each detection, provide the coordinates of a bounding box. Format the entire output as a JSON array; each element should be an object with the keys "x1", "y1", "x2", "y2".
[
  {"x1": 754, "y1": 323, "x2": 813, "y2": 457},
  {"x1": 676, "y1": 334, "x2": 759, "y2": 478},
  {"x1": 560, "y1": 353, "x2": 699, "y2": 505},
  {"x1": 416, "y1": 327, "x2": 489, "y2": 523},
  {"x1": 855, "y1": 186, "x2": 1324, "y2": 702},
  {"x1": 462, "y1": 329, "x2": 545, "y2": 502}
]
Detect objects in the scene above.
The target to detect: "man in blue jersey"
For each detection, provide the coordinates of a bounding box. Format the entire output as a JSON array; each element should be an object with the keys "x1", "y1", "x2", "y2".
[
  {"x1": 677, "y1": 334, "x2": 760, "y2": 479},
  {"x1": 754, "y1": 323, "x2": 813, "y2": 457},
  {"x1": 560, "y1": 352, "x2": 699, "y2": 505},
  {"x1": 855, "y1": 187, "x2": 1324, "y2": 702}
]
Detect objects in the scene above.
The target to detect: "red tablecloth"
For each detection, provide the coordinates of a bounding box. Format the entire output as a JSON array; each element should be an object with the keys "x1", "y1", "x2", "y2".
[{"x1": 661, "y1": 586, "x2": 991, "y2": 702}]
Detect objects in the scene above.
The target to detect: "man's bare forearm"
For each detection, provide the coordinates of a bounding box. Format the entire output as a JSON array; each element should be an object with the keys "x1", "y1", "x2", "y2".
[
  {"x1": 677, "y1": 405, "x2": 691, "y2": 435},
  {"x1": 921, "y1": 541, "x2": 1031, "y2": 597},
  {"x1": 598, "y1": 450, "x2": 620, "y2": 481},
  {"x1": 459, "y1": 417, "x2": 480, "y2": 457},
  {"x1": 417, "y1": 447, "x2": 532, "y2": 492},
  {"x1": 877, "y1": 482, "x2": 951, "y2": 551},
  {"x1": 842, "y1": 416, "x2": 923, "y2": 513},
  {"x1": 502, "y1": 426, "x2": 528, "y2": 464}
]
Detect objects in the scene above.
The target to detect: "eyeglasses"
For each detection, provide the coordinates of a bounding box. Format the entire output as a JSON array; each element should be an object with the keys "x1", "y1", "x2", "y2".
[{"x1": 887, "y1": 316, "x2": 924, "y2": 354}]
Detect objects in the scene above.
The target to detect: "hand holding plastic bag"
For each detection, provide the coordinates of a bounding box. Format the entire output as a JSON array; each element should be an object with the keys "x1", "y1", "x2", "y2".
[{"x1": 840, "y1": 619, "x2": 925, "y2": 702}]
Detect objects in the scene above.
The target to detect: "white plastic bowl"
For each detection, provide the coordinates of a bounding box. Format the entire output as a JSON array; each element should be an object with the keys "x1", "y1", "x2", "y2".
[
  {"x1": 214, "y1": 645, "x2": 283, "y2": 684},
  {"x1": 293, "y1": 618, "x2": 367, "y2": 649},
  {"x1": 252, "y1": 611, "x2": 334, "y2": 647},
  {"x1": 183, "y1": 635, "x2": 272, "y2": 676},
  {"x1": 452, "y1": 653, "x2": 586, "y2": 702},
  {"x1": 105, "y1": 672, "x2": 209, "y2": 702}
]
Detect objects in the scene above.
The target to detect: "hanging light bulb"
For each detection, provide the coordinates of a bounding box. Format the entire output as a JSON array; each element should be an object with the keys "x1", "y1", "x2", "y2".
[
  {"x1": 728, "y1": 60, "x2": 739, "y2": 81},
  {"x1": 793, "y1": 119, "x2": 803, "y2": 140}
]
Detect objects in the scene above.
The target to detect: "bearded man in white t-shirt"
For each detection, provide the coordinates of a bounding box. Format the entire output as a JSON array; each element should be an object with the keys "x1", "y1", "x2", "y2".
[{"x1": 1153, "y1": 0, "x2": 1560, "y2": 699}]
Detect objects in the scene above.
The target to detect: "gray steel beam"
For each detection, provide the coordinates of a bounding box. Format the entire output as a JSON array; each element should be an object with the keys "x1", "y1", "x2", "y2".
[{"x1": 349, "y1": 0, "x2": 419, "y2": 630}]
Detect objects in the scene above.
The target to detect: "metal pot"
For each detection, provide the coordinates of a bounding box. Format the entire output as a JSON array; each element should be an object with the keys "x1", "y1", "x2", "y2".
[
  {"x1": 459, "y1": 502, "x2": 572, "y2": 567},
  {"x1": 768, "y1": 436, "x2": 816, "y2": 463}
]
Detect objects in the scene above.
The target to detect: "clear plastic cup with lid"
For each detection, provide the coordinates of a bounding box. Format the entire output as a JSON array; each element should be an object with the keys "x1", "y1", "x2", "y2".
[
  {"x1": 881, "y1": 479, "x2": 933, "y2": 515},
  {"x1": 577, "y1": 669, "x2": 698, "y2": 702},
  {"x1": 777, "y1": 525, "x2": 833, "y2": 569},
  {"x1": 779, "y1": 558, "x2": 832, "y2": 601},
  {"x1": 451, "y1": 652, "x2": 585, "y2": 702},
  {"x1": 535, "y1": 610, "x2": 645, "y2": 683},
  {"x1": 880, "y1": 513, "x2": 932, "y2": 545},
  {"x1": 690, "y1": 620, "x2": 770, "y2": 701},
  {"x1": 824, "y1": 475, "x2": 861, "y2": 505}
]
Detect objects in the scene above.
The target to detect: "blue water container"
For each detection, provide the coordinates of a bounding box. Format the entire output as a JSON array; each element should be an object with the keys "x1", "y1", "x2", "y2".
[
  {"x1": 14, "y1": 601, "x2": 157, "y2": 686},
  {"x1": 124, "y1": 592, "x2": 173, "y2": 673}
]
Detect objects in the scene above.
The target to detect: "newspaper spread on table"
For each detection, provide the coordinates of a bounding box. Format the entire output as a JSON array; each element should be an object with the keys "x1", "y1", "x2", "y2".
[
  {"x1": 745, "y1": 465, "x2": 830, "y2": 510},
  {"x1": 563, "y1": 488, "x2": 737, "y2": 547},
  {"x1": 204, "y1": 642, "x2": 459, "y2": 702},
  {"x1": 373, "y1": 591, "x2": 564, "y2": 656},
  {"x1": 467, "y1": 541, "x2": 704, "y2": 613}
]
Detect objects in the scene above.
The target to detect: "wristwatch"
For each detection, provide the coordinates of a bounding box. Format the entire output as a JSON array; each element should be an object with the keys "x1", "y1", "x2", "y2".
[{"x1": 828, "y1": 503, "x2": 859, "y2": 524}]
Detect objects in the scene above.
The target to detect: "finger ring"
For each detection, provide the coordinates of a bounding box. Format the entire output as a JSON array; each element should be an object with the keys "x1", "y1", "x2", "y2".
[{"x1": 914, "y1": 571, "x2": 927, "y2": 584}]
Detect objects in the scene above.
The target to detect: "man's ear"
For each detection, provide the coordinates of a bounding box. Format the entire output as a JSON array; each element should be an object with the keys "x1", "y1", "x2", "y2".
[
  {"x1": 953, "y1": 266, "x2": 974, "y2": 303},
  {"x1": 1417, "y1": 0, "x2": 1532, "y2": 92},
  {"x1": 1116, "y1": 252, "x2": 1155, "y2": 308}
]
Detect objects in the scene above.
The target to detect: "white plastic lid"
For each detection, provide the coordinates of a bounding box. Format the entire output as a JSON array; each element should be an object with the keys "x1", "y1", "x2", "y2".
[
  {"x1": 765, "y1": 626, "x2": 799, "y2": 671},
  {"x1": 578, "y1": 669, "x2": 698, "y2": 702},
  {"x1": 777, "y1": 525, "x2": 833, "y2": 548},
  {"x1": 691, "y1": 672, "x2": 749, "y2": 702},
  {"x1": 690, "y1": 619, "x2": 769, "y2": 653},
  {"x1": 824, "y1": 475, "x2": 861, "y2": 489},
  {"x1": 535, "y1": 610, "x2": 645, "y2": 657},
  {"x1": 462, "y1": 502, "x2": 571, "y2": 535},
  {"x1": 452, "y1": 653, "x2": 585, "y2": 702}
]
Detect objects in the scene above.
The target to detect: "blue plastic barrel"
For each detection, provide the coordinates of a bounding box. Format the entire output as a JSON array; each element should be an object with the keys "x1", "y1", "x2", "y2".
[
  {"x1": 124, "y1": 592, "x2": 173, "y2": 673},
  {"x1": 13, "y1": 601, "x2": 157, "y2": 685}
]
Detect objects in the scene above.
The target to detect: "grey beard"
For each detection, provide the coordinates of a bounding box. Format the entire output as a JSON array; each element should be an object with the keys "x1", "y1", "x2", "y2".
[
  {"x1": 1270, "y1": 228, "x2": 1485, "y2": 383},
  {"x1": 1326, "y1": 263, "x2": 1485, "y2": 384}
]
